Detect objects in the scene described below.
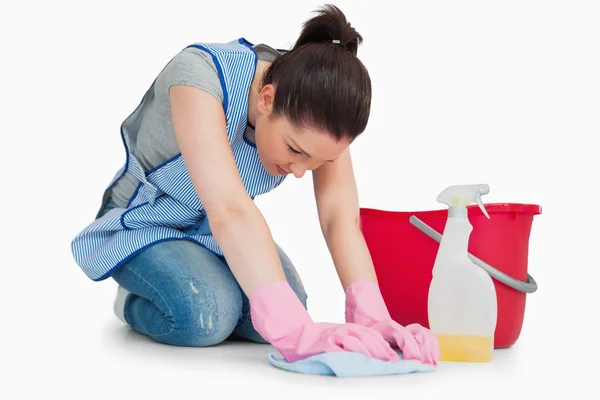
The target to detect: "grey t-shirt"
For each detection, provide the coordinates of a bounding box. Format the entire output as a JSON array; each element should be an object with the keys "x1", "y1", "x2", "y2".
[{"x1": 108, "y1": 44, "x2": 281, "y2": 208}]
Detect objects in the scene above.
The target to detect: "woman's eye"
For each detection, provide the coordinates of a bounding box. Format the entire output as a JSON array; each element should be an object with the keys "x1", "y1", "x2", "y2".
[{"x1": 288, "y1": 145, "x2": 301, "y2": 154}]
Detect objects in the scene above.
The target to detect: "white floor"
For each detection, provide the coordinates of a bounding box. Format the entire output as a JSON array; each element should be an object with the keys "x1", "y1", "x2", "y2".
[{"x1": 5, "y1": 279, "x2": 589, "y2": 399}]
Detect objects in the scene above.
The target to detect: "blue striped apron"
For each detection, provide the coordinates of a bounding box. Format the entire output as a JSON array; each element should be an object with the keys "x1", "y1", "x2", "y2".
[{"x1": 71, "y1": 38, "x2": 287, "y2": 281}]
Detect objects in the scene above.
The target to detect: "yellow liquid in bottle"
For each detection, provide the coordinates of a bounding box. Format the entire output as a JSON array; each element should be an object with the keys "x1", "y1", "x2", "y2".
[{"x1": 435, "y1": 334, "x2": 494, "y2": 362}]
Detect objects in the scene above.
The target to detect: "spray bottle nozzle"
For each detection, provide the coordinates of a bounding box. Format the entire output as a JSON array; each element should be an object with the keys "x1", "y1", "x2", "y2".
[
  {"x1": 437, "y1": 184, "x2": 490, "y2": 219},
  {"x1": 476, "y1": 197, "x2": 490, "y2": 219}
]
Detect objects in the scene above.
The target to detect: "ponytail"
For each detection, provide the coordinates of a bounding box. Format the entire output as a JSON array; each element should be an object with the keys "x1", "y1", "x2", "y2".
[
  {"x1": 261, "y1": 4, "x2": 371, "y2": 141},
  {"x1": 293, "y1": 4, "x2": 363, "y2": 56}
]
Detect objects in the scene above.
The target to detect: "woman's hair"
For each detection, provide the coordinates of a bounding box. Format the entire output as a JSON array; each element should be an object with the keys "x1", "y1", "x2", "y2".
[{"x1": 261, "y1": 4, "x2": 371, "y2": 142}]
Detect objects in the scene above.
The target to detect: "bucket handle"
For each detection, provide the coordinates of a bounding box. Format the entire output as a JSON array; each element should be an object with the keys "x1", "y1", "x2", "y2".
[{"x1": 409, "y1": 216, "x2": 538, "y2": 294}]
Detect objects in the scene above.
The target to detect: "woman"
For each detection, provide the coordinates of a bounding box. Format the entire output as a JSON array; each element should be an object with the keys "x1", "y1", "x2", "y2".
[{"x1": 71, "y1": 4, "x2": 439, "y2": 365}]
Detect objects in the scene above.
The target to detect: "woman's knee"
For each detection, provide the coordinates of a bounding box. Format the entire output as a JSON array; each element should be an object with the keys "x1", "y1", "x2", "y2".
[
  {"x1": 162, "y1": 276, "x2": 243, "y2": 347},
  {"x1": 115, "y1": 240, "x2": 245, "y2": 347}
]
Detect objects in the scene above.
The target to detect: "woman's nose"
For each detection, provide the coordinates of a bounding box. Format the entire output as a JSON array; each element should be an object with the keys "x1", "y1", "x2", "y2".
[{"x1": 289, "y1": 164, "x2": 307, "y2": 178}]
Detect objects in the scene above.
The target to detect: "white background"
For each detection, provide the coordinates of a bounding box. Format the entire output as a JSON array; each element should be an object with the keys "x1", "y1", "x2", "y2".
[{"x1": 2, "y1": 0, "x2": 598, "y2": 398}]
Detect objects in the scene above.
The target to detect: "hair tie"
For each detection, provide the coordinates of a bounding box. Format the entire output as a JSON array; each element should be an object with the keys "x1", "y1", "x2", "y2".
[{"x1": 331, "y1": 39, "x2": 347, "y2": 49}]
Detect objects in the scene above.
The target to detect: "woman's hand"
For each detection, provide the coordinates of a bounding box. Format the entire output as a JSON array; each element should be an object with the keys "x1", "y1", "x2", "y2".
[
  {"x1": 345, "y1": 280, "x2": 441, "y2": 366},
  {"x1": 250, "y1": 280, "x2": 400, "y2": 363}
]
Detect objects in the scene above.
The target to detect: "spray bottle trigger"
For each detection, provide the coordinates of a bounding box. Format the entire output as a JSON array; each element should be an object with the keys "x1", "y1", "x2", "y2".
[{"x1": 477, "y1": 197, "x2": 490, "y2": 219}]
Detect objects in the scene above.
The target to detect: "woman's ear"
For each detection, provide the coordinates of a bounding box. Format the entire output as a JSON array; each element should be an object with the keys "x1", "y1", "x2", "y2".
[{"x1": 257, "y1": 84, "x2": 276, "y2": 114}]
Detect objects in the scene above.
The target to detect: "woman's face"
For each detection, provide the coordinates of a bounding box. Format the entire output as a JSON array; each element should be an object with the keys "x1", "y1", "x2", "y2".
[{"x1": 253, "y1": 84, "x2": 350, "y2": 178}]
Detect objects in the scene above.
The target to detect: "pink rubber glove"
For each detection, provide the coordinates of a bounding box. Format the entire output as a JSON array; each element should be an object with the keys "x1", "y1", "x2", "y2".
[
  {"x1": 345, "y1": 280, "x2": 441, "y2": 366},
  {"x1": 250, "y1": 280, "x2": 400, "y2": 363}
]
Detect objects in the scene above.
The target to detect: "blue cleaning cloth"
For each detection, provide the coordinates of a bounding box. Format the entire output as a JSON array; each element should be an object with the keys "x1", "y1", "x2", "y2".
[{"x1": 268, "y1": 351, "x2": 436, "y2": 377}]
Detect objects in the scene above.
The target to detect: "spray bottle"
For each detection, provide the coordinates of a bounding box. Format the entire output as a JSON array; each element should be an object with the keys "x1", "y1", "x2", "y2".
[{"x1": 428, "y1": 184, "x2": 498, "y2": 362}]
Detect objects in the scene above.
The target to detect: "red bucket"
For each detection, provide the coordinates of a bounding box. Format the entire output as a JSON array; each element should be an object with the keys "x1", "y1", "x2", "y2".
[{"x1": 359, "y1": 203, "x2": 541, "y2": 349}]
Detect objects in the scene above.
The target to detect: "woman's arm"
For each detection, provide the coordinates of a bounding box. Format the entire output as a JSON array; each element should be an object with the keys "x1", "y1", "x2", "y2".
[
  {"x1": 312, "y1": 147, "x2": 378, "y2": 291},
  {"x1": 169, "y1": 85, "x2": 286, "y2": 296}
]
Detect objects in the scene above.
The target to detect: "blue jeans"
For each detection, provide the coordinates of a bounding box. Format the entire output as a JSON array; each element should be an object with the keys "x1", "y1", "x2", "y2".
[{"x1": 100, "y1": 198, "x2": 308, "y2": 346}]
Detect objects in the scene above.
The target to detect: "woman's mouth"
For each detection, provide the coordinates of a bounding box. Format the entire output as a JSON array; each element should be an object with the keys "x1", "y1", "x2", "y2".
[{"x1": 276, "y1": 165, "x2": 288, "y2": 175}]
